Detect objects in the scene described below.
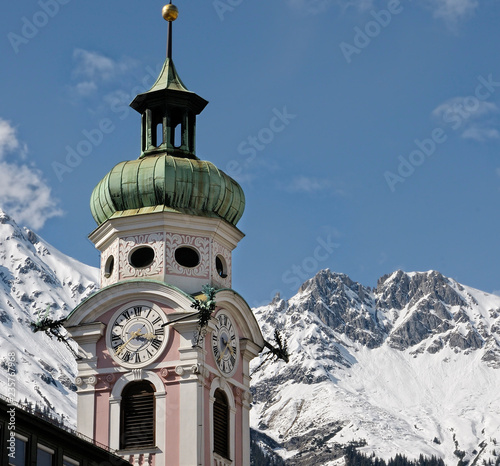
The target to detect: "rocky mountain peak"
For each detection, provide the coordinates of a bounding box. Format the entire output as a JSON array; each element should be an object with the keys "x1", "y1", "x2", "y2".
[
  {"x1": 252, "y1": 269, "x2": 500, "y2": 465},
  {"x1": 0, "y1": 208, "x2": 13, "y2": 224},
  {"x1": 376, "y1": 270, "x2": 463, "y2": 311}
]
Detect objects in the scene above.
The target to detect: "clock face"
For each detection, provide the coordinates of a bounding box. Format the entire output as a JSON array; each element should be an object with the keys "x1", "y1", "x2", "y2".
[
  {"x1": 107, "y1": 304, "x2": 168, "y2": 367},
  {"x1": 212, "y1": 312, "x2": 238, "y2": 376}
]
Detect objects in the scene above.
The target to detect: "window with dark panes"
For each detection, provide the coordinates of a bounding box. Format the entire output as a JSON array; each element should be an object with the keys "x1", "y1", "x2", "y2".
[
  {"x1": 62, "y1": 456, "x2": 80, "y2": 466},
  {"x1": 213, "y1": 389, "x2": 229, "y2": 459},
  {"x1": 120, "y1": 381, "x2": 155, "y2": 449},
  {"x1": 36, "y1": 445, "x2": 54, "y2": 466},
  {"x1": 9, "y1": 436, "x2": 27, "y2": 466}
]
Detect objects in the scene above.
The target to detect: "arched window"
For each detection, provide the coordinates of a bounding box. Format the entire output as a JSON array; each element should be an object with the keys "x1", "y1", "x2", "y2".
[
  {"x1": 120, "y1": 381, "x2": 155, "y2": 450},
  {"x1": 213, "y1": 389, "x2": 230, "y2": 459}
]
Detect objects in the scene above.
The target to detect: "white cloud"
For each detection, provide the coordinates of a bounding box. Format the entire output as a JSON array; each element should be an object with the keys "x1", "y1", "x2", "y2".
[
  {"x1": 74, "y1": 81, "x2": 98, "y2": 97},
  {"x1": 432, "y1": 97, "x2": 499, "y2": 141},
  {"x1": 282, "y1": 176, "x2": 334, "y2": 193},
  {"x1": 71, "y1": 49, "x2": 137, "y2": 97},
  {"x1": 0, "y1": 119, "x2": 22, "y2": 159},
  {"x1": 461, "y1": 126, "x2": 500, "y2": 142},
  {"x1": 0, "y1": 119, "x2": 62, "y2": 230},
  {"x1": 73, "y1": 49, "x2": 118, "y2": 80},
  {"x1": 432, "y1": 97, "x2": 498, "y2": 121},
  {"x1": 427, "y1": 0, "x2": 479, "y2": 24},
  {"x1": 308, "y1": 0, "x2": 479, "y2": 25}
]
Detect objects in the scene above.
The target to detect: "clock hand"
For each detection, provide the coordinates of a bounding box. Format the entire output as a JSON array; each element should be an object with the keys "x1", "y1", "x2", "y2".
[
  {"x1": 217, "y1": 340, "x2": 235, "y2": 362},
  {"x1": 115, "y1": 328, "x2": 144, "y2": 355},
  {"x1": 225, "y1": 341, "x2": 235, "y2": 357}
]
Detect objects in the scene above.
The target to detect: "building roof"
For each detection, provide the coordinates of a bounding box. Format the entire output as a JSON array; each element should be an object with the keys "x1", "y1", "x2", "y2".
[{"x1": 90, "y1": 155, "x2": 245, "y2": 226}]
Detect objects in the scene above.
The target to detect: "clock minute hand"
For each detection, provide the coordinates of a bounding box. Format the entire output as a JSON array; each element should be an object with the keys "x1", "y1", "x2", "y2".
[
  {"x1": 116, "y1": 329, "x2": 143, "y2": 355},
  {"x1": 225, "y1": 341, "x2": 235, "y2": 357}
]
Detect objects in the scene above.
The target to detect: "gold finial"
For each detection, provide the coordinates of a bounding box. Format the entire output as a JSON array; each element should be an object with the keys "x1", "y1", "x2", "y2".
[{"x1": 162, "y1": 4, "x2": 179, "y2": 22}]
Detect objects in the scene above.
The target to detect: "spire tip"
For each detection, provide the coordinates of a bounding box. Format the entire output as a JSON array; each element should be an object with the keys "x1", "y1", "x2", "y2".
[{"x1": 162, "y1": 4, "x2": 179, "y2": 22}]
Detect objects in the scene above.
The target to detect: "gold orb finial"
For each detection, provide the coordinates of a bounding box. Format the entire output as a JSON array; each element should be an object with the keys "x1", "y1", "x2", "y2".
[{"x1": 162, "y1": 4, "x2": 179, "y2": 22}]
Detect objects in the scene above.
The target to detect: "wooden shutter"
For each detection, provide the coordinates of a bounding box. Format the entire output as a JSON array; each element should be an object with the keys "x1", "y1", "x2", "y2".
[
  {"x1": 120, "y1": 382, "x2": 155, "y2": 449},
  {"x1": 213, "y1": 389, "x2": 229, "y2": 459}
]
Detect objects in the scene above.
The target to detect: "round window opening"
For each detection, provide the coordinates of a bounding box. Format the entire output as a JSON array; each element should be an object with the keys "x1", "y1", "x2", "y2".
[
  {"x1": 216, "y1": 255, "x2": 227, "y2": 278},
  {"x1": 175, "y1": 247, "x2": 200, "y2": 268},
  {"x1": 104, "y1": 255, "x2": 115, "y2": 278},
  {"x1": 129, "y1": 246, "x2": 155, "y2": 269}
]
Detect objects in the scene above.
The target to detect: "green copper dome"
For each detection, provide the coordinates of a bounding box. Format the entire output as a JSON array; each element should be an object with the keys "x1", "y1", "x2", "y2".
[
  {"x1": 90, "y1": 15, "x2": 245, "y2": 229},
  {"x1": 90, "y1": 155, "x2": 245, "y2": 226}
]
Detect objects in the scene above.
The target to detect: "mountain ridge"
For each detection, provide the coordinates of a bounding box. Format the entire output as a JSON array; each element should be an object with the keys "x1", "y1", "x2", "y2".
[
  {"x1": 251, "y1": 268, "x2": 500, "y2": 465},
  {"x1": 0, "y1": 212, "x2": 498, "y2": 464}
]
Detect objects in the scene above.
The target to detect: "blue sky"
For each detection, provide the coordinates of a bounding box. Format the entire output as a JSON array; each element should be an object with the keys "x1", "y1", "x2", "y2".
[{"x1": 1, "y1": 0, "x2": 499, "y2": 306}]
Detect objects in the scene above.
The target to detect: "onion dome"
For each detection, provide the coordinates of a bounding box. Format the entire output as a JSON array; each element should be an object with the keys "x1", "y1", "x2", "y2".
[
  {"x1": 90, "y1": 155, "x2": 245, "y2": 226},
  {"x1": 90, "y1": 4, "x2": 245, "y2": 227}
]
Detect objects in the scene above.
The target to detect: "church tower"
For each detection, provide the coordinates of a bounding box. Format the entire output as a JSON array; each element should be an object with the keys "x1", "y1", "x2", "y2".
[{"x1": 65, "y1": 5, "x2": 264, "y2": 465}]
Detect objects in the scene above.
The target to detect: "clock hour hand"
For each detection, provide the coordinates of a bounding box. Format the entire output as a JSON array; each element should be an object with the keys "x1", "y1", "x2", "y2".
[{"x1": 115, "y1": 327, "x2": 144, "y2": 355}]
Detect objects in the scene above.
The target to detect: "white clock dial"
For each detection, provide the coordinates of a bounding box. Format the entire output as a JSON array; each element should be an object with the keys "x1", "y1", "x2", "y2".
[
  {"x1": 212, "y1": 312, "x2": 238, "y2": 376},
  {"x1": 107, "y1": 304, "x2": 168, "y2": 367}
]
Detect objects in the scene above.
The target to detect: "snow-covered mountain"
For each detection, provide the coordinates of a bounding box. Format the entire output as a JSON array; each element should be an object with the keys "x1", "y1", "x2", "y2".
[
  {"x1": 251, "y1": 269, "x2": 500, "y2": 465},
  {"x1": 1, "y1": 211, "x2": 499, "y2": 465},
  {"x1": 0, "y1": 210, "x2": 98, "y2": 423}
]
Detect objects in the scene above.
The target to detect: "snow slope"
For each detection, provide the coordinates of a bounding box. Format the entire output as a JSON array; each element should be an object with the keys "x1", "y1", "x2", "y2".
[
  {"x1": 251, "y1": 270, "x2": 500, "y2": 465},
  {"x1": 0, "y1": 210, "x2": 98, "y2": 423}
]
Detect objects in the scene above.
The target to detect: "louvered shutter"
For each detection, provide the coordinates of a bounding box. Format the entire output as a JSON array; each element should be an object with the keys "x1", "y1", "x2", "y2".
[
  {"x1": 120, "y1": 382, "x2": 155, "y2": 449},
  {"x1": 213, "y1": 389, "x2": 229, "y2": 459}
]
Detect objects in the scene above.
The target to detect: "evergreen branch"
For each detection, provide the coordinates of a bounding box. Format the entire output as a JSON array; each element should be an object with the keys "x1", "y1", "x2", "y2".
[
  {"x1": 191, "y1": 284, "x2": 217, "y2": 346},
  {"x1": 30, "y1": 307, "x2": 79, "y2": 358},
  {"x1": 263, "y1": 329, "x2": 290, "y2": 363},
  {"x1": 252, "y1": 329, "x2": 290, "y2": 375}
]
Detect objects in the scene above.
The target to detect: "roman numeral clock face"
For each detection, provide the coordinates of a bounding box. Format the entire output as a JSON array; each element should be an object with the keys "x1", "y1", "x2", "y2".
[
  {"x1": 106, "y1": 304, "x2": 168, "y2": 368},
  {"x1": 212, "y1": 312, "x2": 239, "y2": 376}
]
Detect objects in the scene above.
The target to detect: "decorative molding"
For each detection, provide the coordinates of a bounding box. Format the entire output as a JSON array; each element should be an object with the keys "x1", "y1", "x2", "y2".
[
  {"x1": 192, "y1": 326, "x2": 207, "y2": 346},
  {"x1": 119, "y1": 232, "x2": 165, "y2": 279},
  {"x1": 86, "y1": 376, "x2": 97, "y2": 386},
  {"x1": 75, "y1": 375, "x2": 98, "y2": 392},
  {"x1": 233, "y1": 386, "x2": 243, "y2": 406},
  {"x1": 175, "y1": 365, "x2": 185, "y2": 376},
  {"x1": 121, "y1": 452, "x2": 155, "y2": 466},
  {"x1": 242, "y1": 390, "x2": 252, "y2": 405},
  {"x1": 165, "y1": 233, "x2": 210, "y2": 278},
  {"x1": 132, "y1": 368, "x2": 143, "y2": 381},
  {"x1": 213, "y1": 453, "x2": 233, "y2": 466},
  {"x1": 198, "y1": 366, "x2": 211, "y2": 386}
]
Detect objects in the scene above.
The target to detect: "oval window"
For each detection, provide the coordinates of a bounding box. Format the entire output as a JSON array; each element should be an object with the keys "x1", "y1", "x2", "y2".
[
  {"x1": 175, "y1": 247, "x2": 200, "y2": 268},
  {"x1": 104, "y1": 255, "x2": 115, "y2": 278},
  {"x1": 129, "y1": 246, "x2": 155, "y2": 269},
  {"x1": 215, "y1": 255, "x2": 227, "y2": 278}
]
